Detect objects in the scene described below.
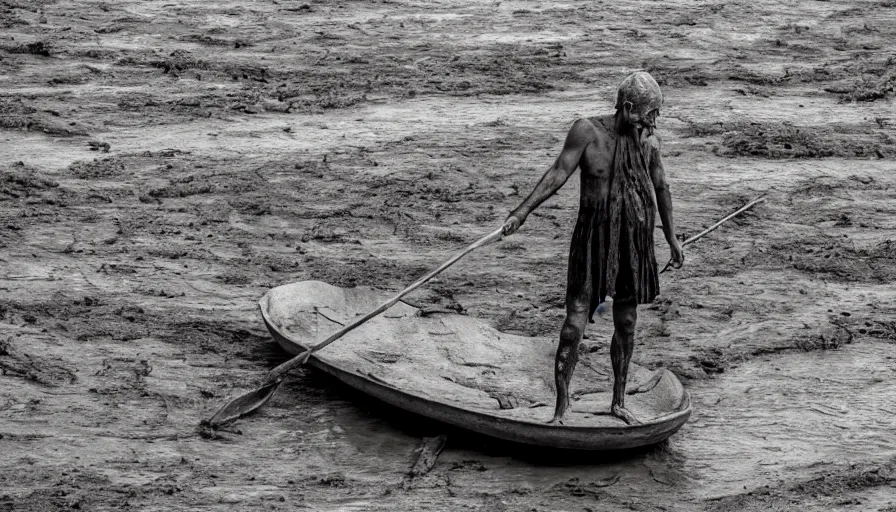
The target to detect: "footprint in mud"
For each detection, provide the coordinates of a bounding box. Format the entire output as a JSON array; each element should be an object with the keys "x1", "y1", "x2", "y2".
[{"x1": 91, "y1": 357, "x2": 152, "y2": 394}]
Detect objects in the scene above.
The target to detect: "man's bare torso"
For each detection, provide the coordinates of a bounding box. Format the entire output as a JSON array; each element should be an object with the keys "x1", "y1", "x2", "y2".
[{"x1": 574, "y1": 115, "x2": 658, "y2": 209}]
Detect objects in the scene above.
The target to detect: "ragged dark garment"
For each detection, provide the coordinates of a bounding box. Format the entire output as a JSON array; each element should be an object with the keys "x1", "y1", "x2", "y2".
[{"x1": 567, "y1": 129, "x2": 659, "y2": 319}]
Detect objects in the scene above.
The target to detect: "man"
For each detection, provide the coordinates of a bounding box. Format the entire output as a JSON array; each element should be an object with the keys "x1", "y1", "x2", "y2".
[{"x1": 502, "y1": 71, "x2": 683, "y2": 425}]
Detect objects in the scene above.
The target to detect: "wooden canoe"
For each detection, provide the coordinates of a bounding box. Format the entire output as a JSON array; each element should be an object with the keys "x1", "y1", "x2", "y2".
[{"x1": 259, "y1": 281, "x2": 691, "y2": 450}]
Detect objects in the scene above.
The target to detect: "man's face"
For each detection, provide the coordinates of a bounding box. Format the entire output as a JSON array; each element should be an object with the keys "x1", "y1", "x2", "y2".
[{"x1": 622, "y1": 103, "x2": 658, "y2": 137}]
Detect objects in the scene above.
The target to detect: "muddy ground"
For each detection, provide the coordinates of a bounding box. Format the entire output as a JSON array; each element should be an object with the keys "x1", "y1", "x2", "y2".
[{"x1": 1, "y1": 0, "x2": 896, "y2": 510}]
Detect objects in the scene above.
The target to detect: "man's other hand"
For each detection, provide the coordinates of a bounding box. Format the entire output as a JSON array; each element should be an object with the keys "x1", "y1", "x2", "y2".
[
  {"x1": 502, "y1": 215, "x2": 522, "y2": 236},
  {"x1": 670, "y1": 239, "x2": 684, "y2": 268}
]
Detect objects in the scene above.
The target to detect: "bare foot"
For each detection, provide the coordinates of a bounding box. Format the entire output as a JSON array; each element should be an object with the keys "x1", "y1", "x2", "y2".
[
  {"x1": 548, "y1": 396, "x2": 569, "y2": 425},
  {"x1": 547, "y1": 414, "x2": 565, "y2": 426},
  {"x1": 611, "y1": 405, "x2": 641, "y2": 425}
]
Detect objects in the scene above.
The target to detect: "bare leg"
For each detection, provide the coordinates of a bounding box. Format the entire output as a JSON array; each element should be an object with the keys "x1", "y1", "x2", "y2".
[
  {"x1": 549, "y1": 303, "x2": 589, "y2": 424},
  {"x1": 610, "y1": 299, "x2": 640, "y2": 425}
]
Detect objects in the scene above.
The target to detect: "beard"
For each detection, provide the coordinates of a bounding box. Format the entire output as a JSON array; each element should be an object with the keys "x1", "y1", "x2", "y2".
[
  {"x1": 627, "y1": 121, "x2": 654, "y2": 140},
  {"x1": 615, "y1": 110, "x2": 656, "y2": 139}
]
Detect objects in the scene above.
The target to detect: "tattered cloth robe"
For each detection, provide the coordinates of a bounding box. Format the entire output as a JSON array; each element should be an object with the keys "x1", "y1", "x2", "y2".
[{"x1": 567, "y1": 128, "x2": 659, "y2": 319}]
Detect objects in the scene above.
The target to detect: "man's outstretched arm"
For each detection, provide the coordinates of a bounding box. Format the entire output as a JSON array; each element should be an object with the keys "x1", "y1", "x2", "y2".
[
  {"x1": 647, "y1": 137, "x2": 683, "y2": 267},
  {"x1": 503, "y1": 119, "x2": 594, "y2": 235}
]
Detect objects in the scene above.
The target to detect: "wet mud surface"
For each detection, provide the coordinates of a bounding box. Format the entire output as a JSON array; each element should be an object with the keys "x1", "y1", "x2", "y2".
[{"x1": 1, "y1": 0, "x2": 895, "y2": 510}]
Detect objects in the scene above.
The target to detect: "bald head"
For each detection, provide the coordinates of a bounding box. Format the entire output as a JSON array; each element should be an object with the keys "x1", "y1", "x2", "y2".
[
  {"x1": 615, "y1": 71, "x2": 663, "y2": 135},
  {"x1": 615, "y1": 71, "x2": 663, "y2": 114}
]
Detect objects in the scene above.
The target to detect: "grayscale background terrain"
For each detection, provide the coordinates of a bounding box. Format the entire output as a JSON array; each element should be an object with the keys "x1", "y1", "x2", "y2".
[{"x1": 1, "y1": 0, "x2": 894, "y2": 510}]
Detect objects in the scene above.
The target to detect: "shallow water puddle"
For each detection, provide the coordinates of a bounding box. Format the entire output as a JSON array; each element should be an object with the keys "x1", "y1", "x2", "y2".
[{"x1": 680, "y1": 339, "x2": 896, "y2": 498}]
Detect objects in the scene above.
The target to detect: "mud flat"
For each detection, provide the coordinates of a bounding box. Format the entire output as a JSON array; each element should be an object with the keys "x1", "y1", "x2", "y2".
[{"x1": 2, "y1": 0, "x2": 895, "y2": 510}]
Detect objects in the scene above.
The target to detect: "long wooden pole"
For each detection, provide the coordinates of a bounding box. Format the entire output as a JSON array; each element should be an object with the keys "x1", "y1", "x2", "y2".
[
  {"x1": 660, "y1": 193, "x2": 767, "y2": 273},
  {"x1": 205, "y1": 226, "x2": 505, "y2": 426}
]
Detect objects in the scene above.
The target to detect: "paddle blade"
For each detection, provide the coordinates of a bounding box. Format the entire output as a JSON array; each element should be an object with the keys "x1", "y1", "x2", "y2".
[{"x1": 204, "y1": 380, "x2": 282, "y2": 427}]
